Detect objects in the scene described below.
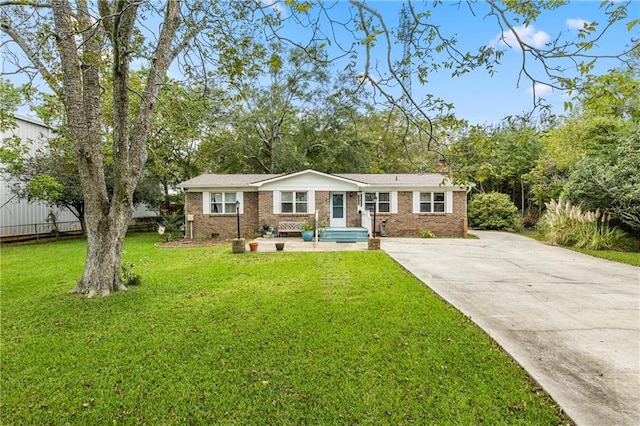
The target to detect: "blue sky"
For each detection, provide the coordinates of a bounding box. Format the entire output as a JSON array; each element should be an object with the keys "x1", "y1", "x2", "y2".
[{"x1": 276, "y1": 0, "x2": 639, "y2": 124}]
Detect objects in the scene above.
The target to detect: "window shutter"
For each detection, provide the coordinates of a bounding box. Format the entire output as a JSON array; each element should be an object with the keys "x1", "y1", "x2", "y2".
[
  {"x1": 273, "y1": 191, "x2": 281, "y2": 214},
  {"x1": 445, "y1": 191, "x2": 453, "y2": 213},
  {"x1": 236, "y1": 192, "x2": 244, "y2": 214},
  {"x1": 308, "y1": 190, "x2": 315, "y2": 213},
  {"x1": 412, "y1": 191, "x2": 420, "y2": 213},
  {"x1": 390, "y1": 191, "x2": 398, "y2": 214},
  {"x1": 203, "y1": 192, "x2": 210, "y2": 214}
]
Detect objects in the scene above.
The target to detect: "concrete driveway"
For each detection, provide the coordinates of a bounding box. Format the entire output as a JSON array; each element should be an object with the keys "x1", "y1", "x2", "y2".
[{"x1": 382, "y1": 231, "x2": 640, "y2": 426}]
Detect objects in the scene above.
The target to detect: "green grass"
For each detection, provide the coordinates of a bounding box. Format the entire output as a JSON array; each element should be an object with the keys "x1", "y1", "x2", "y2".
[
  {"x1": 1, "y1": 234, "x2": 569, "y2": 425},
  {"x1": 569, "y1": 248, "x2": 640, "y2": 267},
  {"x1": 518, "y1": 230, "x2": 640, "y2": 267}
]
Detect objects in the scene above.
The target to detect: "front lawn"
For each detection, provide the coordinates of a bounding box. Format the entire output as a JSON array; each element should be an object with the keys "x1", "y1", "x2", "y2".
[{"x1": 1, "y1": 234, "x2": 569, "y2": 424}]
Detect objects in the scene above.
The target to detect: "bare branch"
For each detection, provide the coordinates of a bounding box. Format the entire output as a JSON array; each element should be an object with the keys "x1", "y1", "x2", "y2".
[{"x1": 1, "y1": 13, "x2": 62, "y2": 97}]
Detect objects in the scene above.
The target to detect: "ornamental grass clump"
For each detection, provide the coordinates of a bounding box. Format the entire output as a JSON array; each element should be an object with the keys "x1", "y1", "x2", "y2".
[{"x1": 538, "y1": 199, "x2": 634, "y2": 251}]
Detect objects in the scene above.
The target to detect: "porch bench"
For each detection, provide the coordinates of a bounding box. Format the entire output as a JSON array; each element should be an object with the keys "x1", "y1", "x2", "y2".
[{"x1": 278, "y1": 221, "x2": 306, "y2": 237}]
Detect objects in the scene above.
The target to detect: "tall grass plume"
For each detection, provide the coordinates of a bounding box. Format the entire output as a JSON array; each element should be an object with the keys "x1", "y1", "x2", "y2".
[{"x1": 538, "y1": 199, "x2": 634, "y2": 251}]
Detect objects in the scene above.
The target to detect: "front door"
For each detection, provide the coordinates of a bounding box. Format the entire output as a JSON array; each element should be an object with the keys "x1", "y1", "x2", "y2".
[{"x1": 330, "y1": 192, "x2": 346, "y2": 227}]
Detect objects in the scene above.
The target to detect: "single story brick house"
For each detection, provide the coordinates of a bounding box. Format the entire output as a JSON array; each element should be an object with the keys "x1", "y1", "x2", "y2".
[{"x1": 178, "y1": 169, "x2": 470, "y2": 240}]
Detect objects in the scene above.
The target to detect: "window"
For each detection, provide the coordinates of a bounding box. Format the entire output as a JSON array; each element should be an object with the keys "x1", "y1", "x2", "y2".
[
  {"x1": 365, "y1": 192, "x2": 390, "y2": 213},
  {"x1": 281, "y1": 191, "x2": 308, "y2": 213},
  {"x1": 420, "y1": 192, "x2": 445, "y2": 213},
  {"x1": 210, "y1": 192, "x2": 237, "y2": 214}
]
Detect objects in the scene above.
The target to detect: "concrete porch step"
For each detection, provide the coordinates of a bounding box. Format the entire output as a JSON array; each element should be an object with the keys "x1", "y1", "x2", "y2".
[{"x1": 319, "y1": 227, "x2": 368, "y2": 242}]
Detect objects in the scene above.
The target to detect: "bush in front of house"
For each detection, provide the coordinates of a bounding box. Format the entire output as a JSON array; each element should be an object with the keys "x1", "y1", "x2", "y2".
[{"x1": 468, "y1": 192, "x2": 520, "y2": 231}]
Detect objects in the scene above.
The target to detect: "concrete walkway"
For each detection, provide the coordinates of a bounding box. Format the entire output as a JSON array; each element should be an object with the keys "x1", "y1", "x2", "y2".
[
  {"x1": 382, "y1": 231, "x2": 640, "y2": 426},
  {"x1": 252, "y1": 237, "x2": 368, "y2": 252}
]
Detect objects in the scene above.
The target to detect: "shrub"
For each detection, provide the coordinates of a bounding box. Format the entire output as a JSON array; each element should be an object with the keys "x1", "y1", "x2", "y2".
[
  {"x1": 467, "y1": 192, "x2": 520, "y2": 231},
  {"x1": 419, "y1": 230, "x2": 436, "y2": 238},
  {"x1": 538, "y1": 199, "x2": 636, "y2": 251},
  {"x1": 120, "y1": 261, "x2": 141, "y2": 286},
  {"x1": 160, "y1": 213, "x2": 184, "y2": 242}
]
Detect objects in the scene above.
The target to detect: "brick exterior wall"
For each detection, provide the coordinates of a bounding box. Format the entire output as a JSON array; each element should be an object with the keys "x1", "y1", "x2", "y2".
[
  {"x1": 373, "y1": 191, "x2": 467, "y2": 238},
  {"x1": 185, "y1": 192, "x2": 261, "y2": 239},
  {"x1": 186, "y1": 189, "x2": 468, "y2": 240}
]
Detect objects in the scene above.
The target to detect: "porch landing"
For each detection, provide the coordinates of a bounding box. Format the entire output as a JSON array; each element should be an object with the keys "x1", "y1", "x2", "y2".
[
  {"x1": 252, "y1": 236, "x2": 368, "y2": 252},
  {"x1": 319, "y1": 227, "x2": 368, "y2": 243}
]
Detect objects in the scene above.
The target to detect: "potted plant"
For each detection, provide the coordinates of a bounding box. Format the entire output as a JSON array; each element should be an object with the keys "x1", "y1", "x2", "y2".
[
  {"x1": 300, "y1": 220, "x2": 314, "y2": 241},
  {"x1": 318, "y1": 219, "x2": 328, "y2": 238}
]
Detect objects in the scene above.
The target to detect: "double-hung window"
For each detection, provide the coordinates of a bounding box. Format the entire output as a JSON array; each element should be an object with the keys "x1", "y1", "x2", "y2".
[
  {"x1": 365, "y1": 192, "x2": 390, "y2": 213},
  {"x1": 420, "y1": 192, "x2": 445, "y2": 213},
  {"x1": 210, "y1": 192, "x2": 237, "y2": 214},
  {"x1": 281, "y1": 191, "x2": 308, "y2": 213}
]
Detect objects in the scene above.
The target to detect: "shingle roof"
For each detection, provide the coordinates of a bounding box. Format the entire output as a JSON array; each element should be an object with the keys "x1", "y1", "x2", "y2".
[
  {"x1": 335, "y1": 173, "x2": 451, "y2": 186},
  {"x1": 179, "y1": 170, "x2": 462, "y2": 189},
  {"x1": 178, "y1": 173, "x2": 283, "y2": 188}
]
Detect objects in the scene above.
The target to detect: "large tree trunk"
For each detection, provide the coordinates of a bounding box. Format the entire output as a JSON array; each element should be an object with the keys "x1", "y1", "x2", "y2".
[{"x1": 71, "y1": 205, "x2": 132, "y2": 297}]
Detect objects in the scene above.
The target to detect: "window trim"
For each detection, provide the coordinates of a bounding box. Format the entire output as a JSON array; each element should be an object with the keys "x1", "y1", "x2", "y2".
[
  {"x1": 280, "y1": 190, "x2": 309, "y2": 214},
  {"x1": 203, "y1": 191, "x2": 243, "y2": 215},
  {"x1": 365, "y1": 191, "x2": 391, "y2": 213},
  {"x1": 414, "y1": 191, "x2": 451, "y2": 214}
]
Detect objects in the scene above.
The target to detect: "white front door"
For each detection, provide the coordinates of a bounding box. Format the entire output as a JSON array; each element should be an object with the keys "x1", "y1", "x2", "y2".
[{"x1": 330, "y1": 192, "x2": 346, "y2": 227}]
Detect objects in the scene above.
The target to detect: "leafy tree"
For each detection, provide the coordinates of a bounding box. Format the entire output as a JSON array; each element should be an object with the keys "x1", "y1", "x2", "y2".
[
  {"x1": 530, "y1": 60, "x2": 640, "y2": 225},
  {"x1": 447, "y1": 119, "x2": 543, "y2": 214},
  {"x1": 146, "y1": 79, "x2": 222, "y2": 197},
  {"x1": 563, "y1": 123, "x2": 640, "y2": 233}
]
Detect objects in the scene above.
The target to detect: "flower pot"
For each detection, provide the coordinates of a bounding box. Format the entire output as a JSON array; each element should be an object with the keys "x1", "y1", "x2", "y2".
[
  {"x1": 249, "y1": 241, "x2": 259, "y2": 252},
  {"x1": 275, "y1": 242, "x2": 285, "y2": 251},
  {"x1": 301, "y1": 230, "x2": 314, "y2": 241}
]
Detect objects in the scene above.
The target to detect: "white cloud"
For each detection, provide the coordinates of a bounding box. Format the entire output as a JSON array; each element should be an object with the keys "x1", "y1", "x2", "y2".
[
  {"x1": 492, "y1": 25, "x2": 550, "y2": 50},
  {"x1": 566, "y1": 18, "x2": 588, "y2": 30},
  {"x1": 527, "y1": 83, "x2": 553, "y2": 97},
  {"x1": 260, "y1": 0, "x2": 286, "y2": 16}
]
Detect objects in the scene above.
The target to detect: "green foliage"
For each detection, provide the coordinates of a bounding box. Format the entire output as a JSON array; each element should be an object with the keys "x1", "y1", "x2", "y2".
[
  {"x1": 570, "y1": 249, "x2": 640, "y2": 266},
  {"x1": 419, "y1": 229, "x2": 436, "y2": 238},
  {"x1": 0, "y1": 79, "x2": 22, "y2": 132},
  {"x1": 1, "y1": 234, "x2": 570, "y2": 424},
  {"x1": 562, "y1": 122, "x2": 640, "y2": 233},
  {"x1": 468, "y1": 192, "x2": 521, "y2": 231},
  {"x1": 537, "y1": 199, "x2": 636, "y2": 251},
  {"x1": 298, "y1": 219, "x2": 314, "y2": 231},
  {"x1": 27, "y1": 174, "x2": 64, "y2": 201},
  {"x1": 160, "y1": 214, "x2": 185, "y2": 242},
  {"x1": 447, "y1": 119, "x2": 542, "y2": 213},
  {"x1": 120, "y1": 261, "x2": 141, "y2": 286}
]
